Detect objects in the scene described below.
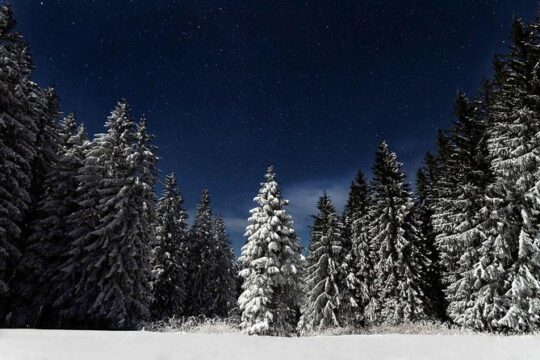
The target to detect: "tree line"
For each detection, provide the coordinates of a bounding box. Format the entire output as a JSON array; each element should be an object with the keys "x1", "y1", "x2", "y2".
[{"x1": 2, "y1": 4, "x2": 540, "y2": 335}]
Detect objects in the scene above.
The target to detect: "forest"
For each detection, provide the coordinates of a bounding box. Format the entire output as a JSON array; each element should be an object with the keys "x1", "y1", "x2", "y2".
[{"x1": 1, "y1": 3, "x2": 540, "y2": 336}]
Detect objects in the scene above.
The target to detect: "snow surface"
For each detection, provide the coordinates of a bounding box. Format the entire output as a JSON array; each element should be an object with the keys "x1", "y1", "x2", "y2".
[{"x1": 1, "y1": 329, "x2": 539, "y2": 360}]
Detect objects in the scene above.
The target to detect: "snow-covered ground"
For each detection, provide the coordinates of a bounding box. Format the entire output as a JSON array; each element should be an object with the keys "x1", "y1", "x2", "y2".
[{"x1": 1, "y1": 329, "x2": 539, "y2": 360}]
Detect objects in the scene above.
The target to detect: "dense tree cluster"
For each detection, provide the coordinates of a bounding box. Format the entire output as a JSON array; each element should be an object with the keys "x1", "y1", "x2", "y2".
[
  {"x1": 2, "y1": 4, "x2": 540, "y2": 335},
  {"x1": 0, "y1": 5, "x2": 237, "y2": 330}
]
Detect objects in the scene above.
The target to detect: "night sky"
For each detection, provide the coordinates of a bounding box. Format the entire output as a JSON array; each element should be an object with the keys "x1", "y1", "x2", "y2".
[{"x1": 10, "y1": 0, "x2": 538, "y2": 253}]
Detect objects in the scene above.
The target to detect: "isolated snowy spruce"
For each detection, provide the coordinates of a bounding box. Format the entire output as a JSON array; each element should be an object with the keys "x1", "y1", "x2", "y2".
[{"x1": 238, "y1": 166, "x2": 303, "y2": 336}]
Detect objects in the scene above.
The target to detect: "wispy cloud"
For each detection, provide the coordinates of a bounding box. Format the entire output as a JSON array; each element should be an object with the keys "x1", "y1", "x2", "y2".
[{"x1": 283, "y1": 176, "x2": 351, "y2": 234}]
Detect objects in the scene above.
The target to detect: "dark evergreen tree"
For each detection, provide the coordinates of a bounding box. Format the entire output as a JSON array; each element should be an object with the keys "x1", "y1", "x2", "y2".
[
  {"x1": 0, "y1": 4, "x2": 38, "y2": 319},
  {"x1": 414, "y1": 153, "x2": 446, "y2": 320},
  {"x1": 151, "y1": 172, "x2": 189, "y2": 320},
  {"x1": 300, "y1": 193, "x2": 345, "y2": 330},
  {"x1": 8, "y1": 87, "x2": 61, "y2": 325},
  {"x1": 366, "y1": 141, "x2": 431, "y2": 324},
  {"x1": 9, "y1": 114, "x2": 86, "y2": 327},
  {"x1": 207, "y1": 216, "x2": 238, "y2": 317},
  {"x1": 343, "y1": 171, "x2": 370, "y2": 232},
  {"x1": 27, "y1": 87, "x2": 60, "y2": 210},
  {"x1": 342, "y1": 171, "x2": 367, "y2": 255},
  {"x1": 339, "y1": 171, "x2": 368, "y2": 324},
  {"x1": 184, "y1": 188, "x2": 214, "y2": 316},
  {"x1": 346, "y1": 171, "x2": 373, "y2": 325}
]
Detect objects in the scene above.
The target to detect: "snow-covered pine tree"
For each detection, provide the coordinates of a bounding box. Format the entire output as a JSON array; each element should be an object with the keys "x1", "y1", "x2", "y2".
[
  {"x1": 300, "y1": 193, "x2": 345, "y2": 331},
  {"x1": 151, "y1": 172, "x2": 189, "y2": 320},
  {"x1": 0, "y1": 4, "x2": 38, "y2": 319},
  {"x1": 452, "y1": 18, "x2": 540, "y2": 333},
  {"x1": 56, "y1": 101, "x2": 157, "y2": 329},
  {"x1": 367, "y1": 141, "x2": 431, "y2": 324},
  {"x1": 9, "y1": 114, "x2": 86, "y2": 327},
  {"x1": 414, "y1": 153, "x2": 446, "y2": 321},
  {"x1": 207, "y1": 216, "x2": 239, "y2": 317},
  {"x1": 346, "y1": 171, "x2": 373, "y2": 325},
  {"x1": 337, "y1": 172, "x2": 368, "y2": 326},
  {"x1": 238, "y1": 166, "x2": 302, "y2": 335},
  {"x1": 431, "y1": 93, "x2": 491, "y2": 292},
  {"x1": 184, "y1": 188, "x2": 215, "y2": 317}
]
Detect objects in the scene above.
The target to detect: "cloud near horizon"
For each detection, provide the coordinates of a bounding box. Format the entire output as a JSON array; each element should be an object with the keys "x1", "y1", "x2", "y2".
[{"x1": 284, "y1": 176, "x2": 351, "y2": 233}]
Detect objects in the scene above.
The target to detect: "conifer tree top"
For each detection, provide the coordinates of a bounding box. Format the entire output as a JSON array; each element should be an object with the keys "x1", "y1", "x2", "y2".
[
  {"x1": 343, "y1": 170, "x2": 369, "y2": 219},
  {"x1": 0, "y1": 4, "x2": 15, "y2": 35},
  {"x1": 265, "y1": 165, "x2": 276, "y2": 182},
  {"x1": 163, "y1": 172, "x2": 178, "y2": 192}
]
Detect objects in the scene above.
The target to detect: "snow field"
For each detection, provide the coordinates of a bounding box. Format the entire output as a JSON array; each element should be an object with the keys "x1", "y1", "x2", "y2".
[{"x1": 1, "y1": 329, "x2": 539, "y2": 360}]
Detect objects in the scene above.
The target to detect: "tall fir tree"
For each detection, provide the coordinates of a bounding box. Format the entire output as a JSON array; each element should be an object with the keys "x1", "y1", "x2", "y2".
[
  {"x1": 346, "y1": 171, "x2": 373, "y2": 325},
  {"x1": 151, "y1": 172, "x2": 189, "y2": 320},
  {"x1": 414, "y1": 153, "x2": 446, "y2": 321},
  {"x1": 339, "y1": 172, "x2": 370, "y2": 325},
  {"x1": 207, "y1": 216, "x2": 239, "y2": 317},
  {"x1": 0, "y1": 4, "x2": 38, "y2": 319},
  {"x1": 9, "y1": 114, "x2": 86, "y2": 327},
  {"x1": 300, "y1": 193, "x2": 345, "y2": 331},
  {"x1": 367, "y1": 141, "x2": 431, "y2": 324},
  {"x1": 54, "y1": 101, "x2": 157, "y2": 329},
  {"x1": 238, "y1": 166, "x2": 303, "y2": 335},
  {"x1": 184, "y1": 188, "x2": 215, "y2": 316}
]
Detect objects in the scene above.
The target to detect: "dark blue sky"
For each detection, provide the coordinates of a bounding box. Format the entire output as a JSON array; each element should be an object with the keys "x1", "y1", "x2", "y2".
[{"x1": 11, "y1": 0, "x2": 538, "y2": 253}]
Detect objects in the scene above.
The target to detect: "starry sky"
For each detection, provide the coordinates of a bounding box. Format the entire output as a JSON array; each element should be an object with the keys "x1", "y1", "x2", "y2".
[{"x1": 10, "y1": 0, "x2": 538, "y2": 253}]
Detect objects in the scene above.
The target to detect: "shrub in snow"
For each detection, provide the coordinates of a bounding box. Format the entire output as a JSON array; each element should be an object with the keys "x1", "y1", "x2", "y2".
[{"x1": 144, "y1": 315, "x2": 240, "y2": 334}]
